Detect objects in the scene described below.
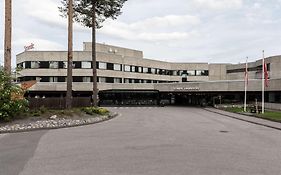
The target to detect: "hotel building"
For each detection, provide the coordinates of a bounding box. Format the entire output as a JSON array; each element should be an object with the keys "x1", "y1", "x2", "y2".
[{"x1": 16, "y1": 42, "x2": 281, "y2": 108}]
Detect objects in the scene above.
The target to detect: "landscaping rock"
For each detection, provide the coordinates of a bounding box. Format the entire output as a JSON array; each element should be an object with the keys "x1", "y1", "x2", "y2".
[
  {"x1": 49, "y1": 115, "x2": 58, "y2": 120},
  {"x1": 0, "y1": 113, "x2": 117, "y2": 134}
]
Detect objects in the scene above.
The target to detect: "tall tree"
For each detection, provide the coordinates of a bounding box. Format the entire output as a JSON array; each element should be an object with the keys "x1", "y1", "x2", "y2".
[
  {"x1": 4, "y1": 0, "x2": 12, "y2": 74},
  {"x1": 59, "y1": 0, "x2": 127, "y2": 107},
  {"x1": 66, "y1": 0, "x2": 74, "y2": 109}
]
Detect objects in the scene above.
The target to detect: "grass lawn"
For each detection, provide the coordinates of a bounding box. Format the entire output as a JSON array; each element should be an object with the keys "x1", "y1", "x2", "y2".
[
  {"x1": 258, "y1": 111, "x2": 281, "y2": 122},
  {"x1": 222, "y1": 107, "x2": 281, "y2": 123}
]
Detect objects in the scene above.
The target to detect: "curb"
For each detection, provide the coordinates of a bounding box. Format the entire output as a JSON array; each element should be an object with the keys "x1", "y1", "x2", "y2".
[
  {"x1": 204, "y1": 108, "x2": 281, "y2": 131},
  {"x1": 0, "y1": 112, "x2": 119, "y2": 134}
]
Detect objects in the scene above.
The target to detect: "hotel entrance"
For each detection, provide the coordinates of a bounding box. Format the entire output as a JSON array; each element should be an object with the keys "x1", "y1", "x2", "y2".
[{"x1": 99, "y1": 90, "x2": 160, "y2": 106}]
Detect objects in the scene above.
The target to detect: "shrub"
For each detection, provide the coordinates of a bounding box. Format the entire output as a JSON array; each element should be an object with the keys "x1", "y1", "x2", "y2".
[
  {"x1": 0, "y1": 70, "x2": 28, "y2": 122},
  {"x1": 82, "y1": 107, "x2": 109, "y2": 116}
]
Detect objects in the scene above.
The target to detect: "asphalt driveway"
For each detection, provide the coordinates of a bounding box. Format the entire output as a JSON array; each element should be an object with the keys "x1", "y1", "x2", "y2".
[{"x1": 1, "y1": 107, "x2": 280, "y2": 175}]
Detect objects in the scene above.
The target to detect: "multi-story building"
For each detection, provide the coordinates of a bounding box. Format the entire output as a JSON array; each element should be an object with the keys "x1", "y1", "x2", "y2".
[{"x1": 16, "y1": 42, "x2": 281, "y2": 107}]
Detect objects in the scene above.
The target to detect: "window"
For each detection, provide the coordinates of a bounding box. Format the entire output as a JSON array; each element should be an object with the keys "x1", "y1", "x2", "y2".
[
  {"x1": 73, "y1": 77, "x2": 83, "y2": 82},
  {"x1": 50, "y1": 61, "x2": 59, "y2": 69},
  {"x1": 114, "y1": 64, "x2": 122, "y2": 71},
  {"x1": 196, "y1": 70, "x2": 209, "y2": 76},
  {"x1": 151, "y1": 68, "x2": 156, "y2": 74},
  {"x1": 107, "y1": 63, "x2": 114, "y2": 70},
  {"x1": 83, "y1": 77, "x2": 91, "y2": 82},
  {"x1": 58, "y1": 61, "x2": 68, "y2": 68},
  {"x1": 73, "y1": 62, "x2": 81, "y2": 68},
  {"x1": 131, "y1": 66, "x2": 136, "y2": 72},
  {"x1": 114, "y1": 78, "x2": 122, "y2": 83},
  {"x1": 99, "y1": 77, "x2": 106, "y2": 83},
  {"x1": 82, "y1": 61, "x2": 92, "y2": 69},
  {"x1": 40, "y1": 77, "x2": 49, "y2": 82},
  {"x1": 39, "y1": 61, "x2": 49, "y2": 68},
  {"x1": 49, "y1": 77, "x2": 58, "y2": 82},
  {"x1": 187, "y1": 70, "x2": 196, "y2": 76},
  {"x1": 58, "y1": 77, "x2": 66, "y2": 82},
  {"x1": 124, "y1": 65, "x2": 130, "y2": 72},
  {"x1": 106, "y1": 77, "x2": 114, "y2": 83},
  {"x1": 31, "y1": 61, "x2": 39, "y2": 69},
  {"x1": 143, "y1": 67, "x2": 148, "y2": 73},
  {"x1": 124, "y1": 78, "x2": 130, "y2": 83},
  {"x1": 138, "y1": 67, "x2": 142, "y2": 73},
  {"x1": 99, "y1": 62, "x2": 107, "y2": 69}
]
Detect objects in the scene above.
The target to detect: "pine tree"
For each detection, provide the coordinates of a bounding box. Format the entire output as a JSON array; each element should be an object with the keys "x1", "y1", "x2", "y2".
[{"x1": 59, "y1": 0, "x2": 127, "y2": 107}]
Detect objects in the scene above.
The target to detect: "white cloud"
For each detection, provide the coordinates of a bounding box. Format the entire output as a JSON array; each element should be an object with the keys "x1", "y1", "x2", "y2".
[
  {"x1": 14, "y1": 38, "x2": 64, "y2": 52},
  {"x1": 22, "y1": 0, "x2": 88, "y2": 32},
  {"x1": 99, "y1": 15, "x2": 201, "y2": 41},
  {"x1": 193, "y1": 0, "x2": 243, "y2": 10}
]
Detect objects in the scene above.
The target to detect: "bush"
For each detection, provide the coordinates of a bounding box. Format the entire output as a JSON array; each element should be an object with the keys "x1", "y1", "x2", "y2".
[
  {"x1": 0, "y1": 70, "x2": 28, "y2": 122},
  {"x1": 82, "y1": 107, "x2": 109, "y2": 116}
]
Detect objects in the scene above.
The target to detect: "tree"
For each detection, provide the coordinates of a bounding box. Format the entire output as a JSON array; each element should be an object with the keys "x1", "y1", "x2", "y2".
[
  {"x1": 66, "y1": 0, "x2": 74, "y2": 109},
  {"x1": 0, "y1": 70, "x2": 28, "y2": 122},
  {"x1": 4, "y1": 0, "x2": 12, "y2": 74},
  {"x1": 59, "y1": 0, "x2": 127, "y2": 107}
]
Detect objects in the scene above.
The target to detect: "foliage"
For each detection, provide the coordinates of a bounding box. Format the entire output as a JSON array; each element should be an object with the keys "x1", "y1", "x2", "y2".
[
  {"x1": 82, "y1": 107, "x2": 109, "y2": 115},
  {"x1": 224, "y1": 107, "x2": 244, "y2": 113},
  {"x1": 0, "y1": 70, "x2": 28, "y2": 122},
  {"x1": 59, "y1": 0, "x2": 127, "y2": 28}
]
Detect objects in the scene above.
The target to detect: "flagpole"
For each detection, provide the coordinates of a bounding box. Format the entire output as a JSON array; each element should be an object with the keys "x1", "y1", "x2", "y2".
[
  {"x1": 244, "y1": 57, "x2": 248, "y2": 112},
  {"x1": 262, "y1": 50, "x2": 265, "y2": 114}
]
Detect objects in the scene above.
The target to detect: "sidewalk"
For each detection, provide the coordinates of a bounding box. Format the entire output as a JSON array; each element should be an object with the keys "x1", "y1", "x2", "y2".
[{"x1": 204, "y1": 107, "x2": 281, "y2": 131}]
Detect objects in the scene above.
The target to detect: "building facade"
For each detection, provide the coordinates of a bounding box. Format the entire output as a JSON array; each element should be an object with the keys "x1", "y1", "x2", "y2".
[{"x1": 16, "y1": 42, "x2": 281, "y2": 106}]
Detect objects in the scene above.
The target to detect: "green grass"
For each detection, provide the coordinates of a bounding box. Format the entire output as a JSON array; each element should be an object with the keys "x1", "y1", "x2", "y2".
[
  {"x1": 224, "y1": 107, "x2": 244, "y2": 113},
  {"x1": 258, "y1": 111, "x2": 281, "y2": 122},
  {"x1": 222, "y1": 107, "x2": 281, "y2": 122}
]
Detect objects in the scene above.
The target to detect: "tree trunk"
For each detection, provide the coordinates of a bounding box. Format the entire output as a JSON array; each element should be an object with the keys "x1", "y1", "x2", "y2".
[
  {"x1": 92, "y1": 0, "x2": 98, "y2": 107},
  {"x1": 66, "y1": 0, "x2": 73, "y2": 109},
  {"x1": 4, "y1": 0, "x2": 12, "y2": 74}
]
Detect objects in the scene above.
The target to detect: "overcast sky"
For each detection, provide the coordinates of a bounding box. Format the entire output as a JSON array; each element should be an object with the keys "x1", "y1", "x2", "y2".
[{"x1": 1, "y1": 0, "x2": 281, "y2": 67}]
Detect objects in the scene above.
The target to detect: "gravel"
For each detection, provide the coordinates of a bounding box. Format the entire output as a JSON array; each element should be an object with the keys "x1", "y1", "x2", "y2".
[{"x1": 0, "y1": 113, "x2": 116, "y2": 134}]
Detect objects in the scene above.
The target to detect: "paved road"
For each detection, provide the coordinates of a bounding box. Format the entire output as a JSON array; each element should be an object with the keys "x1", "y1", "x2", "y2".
[{"x1": 0, "y1": 107, "x2": 281, "y2": 175}]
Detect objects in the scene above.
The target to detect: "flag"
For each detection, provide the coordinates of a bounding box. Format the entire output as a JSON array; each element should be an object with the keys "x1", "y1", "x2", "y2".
[{"x1": 263, "y1": 62, "x2": 269, "y2": 87}]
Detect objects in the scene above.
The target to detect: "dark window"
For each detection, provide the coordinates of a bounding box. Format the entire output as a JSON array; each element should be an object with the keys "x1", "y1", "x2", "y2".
[
  {"x1": 106, "y1": 77, "x2": 114, "y2": 83},
  {"x1": 73, "y1": 62, "x2": 81, "y2": 69},
  {"x1": 40, "y1": 77, "x2": 49, "y2": 82},
  {"x1": 25, "y1": 61, "x2": 31, "y2": 69},
  {"x1": 24, "y1": 76, "x2": 36, "y2": 81},
  {"x1": 39, "y1": 61, "x2": 49, "y2": 68},
  {"x1": 73, "y1": 76, "x2": 83, "y2": 82},
  {"x1": 182, "y1": 77, "x2": 187, "y2": 82},
  {"x1": 107, "y1": 63, "x2": 114, "y2": 70},
  {"x1": 58, "y1": 77, "x2": 66, "y2": 82},
  {"x1": 58, "y1": 61, "x2": 64, "y2": 68}
]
